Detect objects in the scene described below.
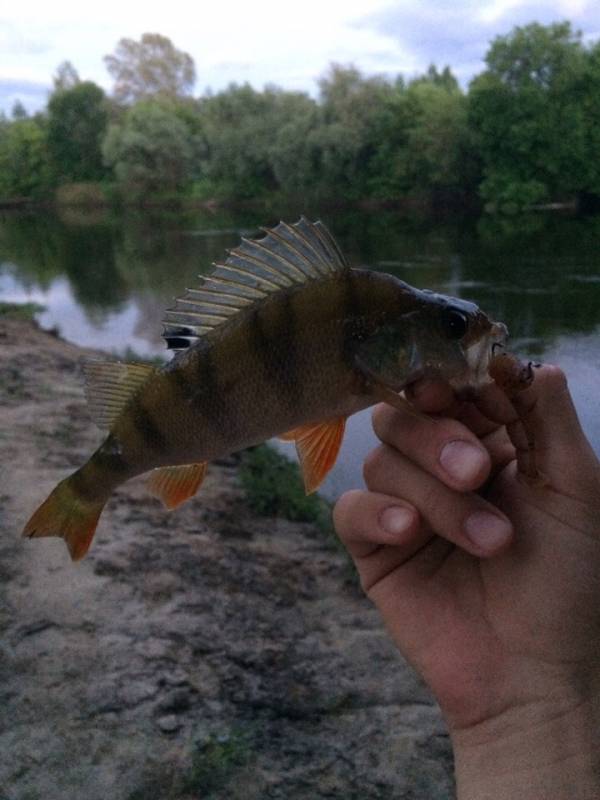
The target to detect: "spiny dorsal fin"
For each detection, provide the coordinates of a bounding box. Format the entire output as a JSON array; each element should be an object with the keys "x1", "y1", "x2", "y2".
[
  {"x1": 82, "y1": 358, "x2": 156, "y2": 430},
  {"x1": 162, "y1": 217, "x2": 348, "y2": 350},
  {"x1": 147, "y1": 462, "x2": 208, "y2": 509}
]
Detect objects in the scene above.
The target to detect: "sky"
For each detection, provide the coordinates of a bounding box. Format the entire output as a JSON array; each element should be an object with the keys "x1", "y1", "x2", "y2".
[{"x1": 2, "y1": 0, "x2": 600, "y2": 115}]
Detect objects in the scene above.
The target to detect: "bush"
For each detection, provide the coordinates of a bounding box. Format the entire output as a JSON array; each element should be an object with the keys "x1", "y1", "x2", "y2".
[{"x1": 239, "y1": 444, "x2": 332, "y2": 532}]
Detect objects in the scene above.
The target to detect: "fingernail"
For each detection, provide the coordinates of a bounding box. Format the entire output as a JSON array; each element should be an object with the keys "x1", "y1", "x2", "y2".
[
  {"x1": 440, "y1": 440, "x2": 487, "y2": 484},
  {"x1": 380, "y1": 506, "x2": 413, "y2": 536},
  {"x1": 464, "y1": 511, "x2": 512, "y2": 553}
]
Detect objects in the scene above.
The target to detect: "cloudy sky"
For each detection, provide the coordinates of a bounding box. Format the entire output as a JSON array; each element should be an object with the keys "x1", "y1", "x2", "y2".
[{"x1": 2, "y1": 0, "x2": 599, "y2": 115}]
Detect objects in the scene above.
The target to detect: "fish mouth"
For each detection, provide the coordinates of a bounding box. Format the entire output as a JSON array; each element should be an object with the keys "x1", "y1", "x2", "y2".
[{"x1": 462, "y1": 320, "x2": 509, "y2": 388}]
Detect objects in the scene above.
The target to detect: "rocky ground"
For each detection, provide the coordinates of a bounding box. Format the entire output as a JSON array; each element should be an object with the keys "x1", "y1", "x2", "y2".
[{"x1": 0, "y1": 317, "x2": 454, "y2": 800}]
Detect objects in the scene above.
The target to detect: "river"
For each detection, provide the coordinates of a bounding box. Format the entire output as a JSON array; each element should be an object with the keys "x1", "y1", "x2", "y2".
[{"x1": 1, "y1": 205, "x2": 599, "y2": 497}]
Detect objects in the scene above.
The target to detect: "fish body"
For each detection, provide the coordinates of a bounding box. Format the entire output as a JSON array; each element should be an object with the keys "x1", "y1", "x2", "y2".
[{"x1": 23, "y1": 218, "x2": 508, "y2": 560}]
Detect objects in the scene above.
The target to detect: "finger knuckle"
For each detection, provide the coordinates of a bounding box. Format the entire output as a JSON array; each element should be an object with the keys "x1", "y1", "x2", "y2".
[
  {"x1": 371, "y1": 404, "x2": 399, "y2": 442},
  {"x1": 332, "y1": 490, "x2": 361, "y2": 536},
  {"x1": 362, "y1": 445, "x2": 386, "y2": 486}
]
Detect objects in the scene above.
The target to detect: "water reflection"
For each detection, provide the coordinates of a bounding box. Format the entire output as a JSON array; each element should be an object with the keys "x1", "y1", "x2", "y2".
[
  {"x1": 2, "y1": 208, "x2": 600, "y2": 358},
  {"x1": 1, "y1": 206, "x2": 599, "y2": 471}
]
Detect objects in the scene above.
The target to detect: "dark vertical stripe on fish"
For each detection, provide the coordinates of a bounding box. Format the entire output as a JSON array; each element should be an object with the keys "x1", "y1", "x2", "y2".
[
  {"x1": 341, "y1": 270, "x2": 363, "y2": 366},
  {"x1": 191, "y1": 345, "x2": 233, "y2": 440},
  {"x1": 131, "y1": 401, "x2": 168, "y2": 452},
  {"x1": 167, "y1": 364, "x2": 195, "y2": 400},
  {"x1": 249, "y1": 294, "x2": 301, "y2": 409}
]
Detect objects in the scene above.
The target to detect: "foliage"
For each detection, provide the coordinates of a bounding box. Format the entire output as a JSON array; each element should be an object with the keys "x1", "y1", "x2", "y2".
[
  {"x1": 196, "y1": 84, "x2": 318, "y2": 199},
  {"x1": 46, "y1": 82, "x2": 109, "y2": 183},
  {"x1": 0, "y1": 118, "x2": 52, "y2": 198},
  {"x1": 11, "y1": 100, "x2": 28, "y2": 120},
  {"x1": 102, "y1": 100, "x2": 194, "y2": 200},
  {"x1": 2, "y1": 21, "x2": 600, "y2": 211},
  {"x1": 104, "y1": 33, "x2": 196, "y2": 104},
  {"x1": 468, "y1": 22, "x2": 589, "y2": 209},
  {"x1": 0, "y1": 301, "x2": 44, "y2": 320},
  {"x1": 240, "y1": 444, "x2": 332, "y2": 532},
  {"x1": 179, "y1": 730, "x2": 254, "y2": 797},
  {"x1": 311, "y1": 64, "x2": 398, "y2": 201},
  {"x1": 126, "y1": 727, "x2": 255, "y2": 800}
]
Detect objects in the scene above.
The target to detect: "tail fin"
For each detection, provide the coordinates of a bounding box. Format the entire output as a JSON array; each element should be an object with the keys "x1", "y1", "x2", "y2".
[{"x1": 22, "y1": 477, "x2": 105, "y2": 561}]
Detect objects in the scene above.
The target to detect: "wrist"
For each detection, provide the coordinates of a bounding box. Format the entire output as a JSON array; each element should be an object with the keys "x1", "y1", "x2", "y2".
[{"x1": 451, "y1": 688, "x2": 600, "y2": 800}]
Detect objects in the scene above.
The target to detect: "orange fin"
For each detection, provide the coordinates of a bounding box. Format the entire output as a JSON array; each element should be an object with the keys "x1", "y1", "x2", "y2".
[
  {"x1": 22, "y1": 478, "x2": 105, "y2": 562},
  {"x1": 147, "y1": 462, "x2": 208, "y2": 510},
  {"x1": 284, "y1": 417, "x2": 346, "y2": 494}
]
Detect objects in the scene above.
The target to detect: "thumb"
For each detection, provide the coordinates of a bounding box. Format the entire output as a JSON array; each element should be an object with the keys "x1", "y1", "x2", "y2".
[{"x1": 511, "y1": 365, "x2": 599, "y2": 495}]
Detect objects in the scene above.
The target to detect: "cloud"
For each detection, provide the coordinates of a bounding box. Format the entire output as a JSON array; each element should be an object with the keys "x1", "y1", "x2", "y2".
[
  {"x1": 0, "y1": 19, "x2": 50, "y2": 56},
  {"x1": 358, "y1": 0, "x2": 600, "y2": 83}
]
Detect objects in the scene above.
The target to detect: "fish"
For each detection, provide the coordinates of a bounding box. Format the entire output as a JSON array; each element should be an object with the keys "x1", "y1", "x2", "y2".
[{"x1": 22, "y1": 217, "x2": 508, "y2": 561}]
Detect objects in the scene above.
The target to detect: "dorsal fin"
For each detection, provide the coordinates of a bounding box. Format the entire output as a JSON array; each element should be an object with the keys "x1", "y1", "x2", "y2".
[
  {"x1": 162, "y1": 217, "x2": 348, "y2": 351},
  {"x1": 82, "y1": 358, "x2": 156, "y2": 430}
]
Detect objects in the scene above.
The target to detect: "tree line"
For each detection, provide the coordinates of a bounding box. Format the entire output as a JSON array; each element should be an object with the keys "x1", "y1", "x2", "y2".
[{"x1": 1, "y1": 23, "x2": 599, "y2": 213}]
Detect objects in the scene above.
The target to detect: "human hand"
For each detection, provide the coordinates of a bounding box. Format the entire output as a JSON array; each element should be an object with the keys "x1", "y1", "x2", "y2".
[{"x1": 334, "y1": 366, "x2": 600, "y2": 799}]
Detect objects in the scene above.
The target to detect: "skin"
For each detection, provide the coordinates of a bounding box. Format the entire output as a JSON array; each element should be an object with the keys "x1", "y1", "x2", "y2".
[{"x1": 333, "y1": 365, "x2": 600, "y2": 799}]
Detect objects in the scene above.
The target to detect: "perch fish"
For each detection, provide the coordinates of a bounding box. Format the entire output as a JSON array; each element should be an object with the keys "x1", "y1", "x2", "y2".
[{"x1": 23, "y1": 217, "x2": 509, "y2": 560}]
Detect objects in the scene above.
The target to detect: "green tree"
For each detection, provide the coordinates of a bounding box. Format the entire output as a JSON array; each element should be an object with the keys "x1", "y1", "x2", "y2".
[
  {"x1": 104, "y1": 33, "x2": 196, "y2": 104},
  {"x1": 46, "y1": 81, "x2": 109, "y2": 183},
  {"x1": 398, "y1": 71, "x2": 477, "y2": 193},
  {"x1": 469, "y1": 22, "x2": 588, "y2": 210},
  {"x1": 197, "y1": 84, "x2": 318, "y2": 199},
  {"x1": 579, "y1": 41, "x2": 600, "y2": 196},
  {"x1": 310, "y1": 64, "x2": 398, "y2": 200},
  {"x1": 102, "y1": 100, "x2": 193, "y2": 199},
  {"x1": 0, "y1": 118, "x2": 52, "y2": 198},
  {"x1": 11, "y1": 100, "x2": 28, "y2": 120}
]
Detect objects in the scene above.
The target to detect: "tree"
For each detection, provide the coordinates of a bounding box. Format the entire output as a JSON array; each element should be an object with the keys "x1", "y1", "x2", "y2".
[
  {"x1": 102, "y1": 100, "x2": 193, "y2": 199},
  {"x1": 11, "y1": 100, "x2": 28, "y2": 120},
  {"x1": 104, "y1": 33, "x2": 196, "y2": 104},
  {"x1": 397, "y1": 70, "x2": 477, "y2": 193},
  {"x1": 197, "y1": 84, "x2": 318, "y2": 198},
  {"x1": 310, "y1": 64, "x2": 398, "y2": 200},
  {"x1": 468, "y1": 22, "x2": 588, "y2": 210},
  {"x1": 0, "y1": 118, "x2": 52, "y2": 198},
  {"x1": 53, "y1": 60, "x2": 80, "y2": 91},
  {"x1": 46, "y1": 81, "x2": 109, "y2": 183}
]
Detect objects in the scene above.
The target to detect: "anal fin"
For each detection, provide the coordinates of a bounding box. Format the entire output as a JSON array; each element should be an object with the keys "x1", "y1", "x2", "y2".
[
  {"x1": 280, "y1": 417, "x2": 346, "y2": 494},
  {"x1": 147, "y1": 463, "x2": 208, "y2": 510}
]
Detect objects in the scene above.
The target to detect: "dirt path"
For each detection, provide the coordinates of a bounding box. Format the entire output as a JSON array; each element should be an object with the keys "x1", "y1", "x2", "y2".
[{"x1": 0, "y1": 318, "x2": 453, "y2": 800}]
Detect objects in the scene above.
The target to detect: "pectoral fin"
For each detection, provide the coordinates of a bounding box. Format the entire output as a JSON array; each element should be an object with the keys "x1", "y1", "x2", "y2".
[
  {"x1": 147, "y1": 463, "x2": 208, "y2": 510},
  {"x1": 280, "y1": 417, "x2": 346, "y2": 494}
]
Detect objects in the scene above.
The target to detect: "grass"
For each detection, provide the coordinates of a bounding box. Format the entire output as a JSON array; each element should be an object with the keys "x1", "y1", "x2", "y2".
[
  {"x1": 126, "y1": 727, "x2": 255, "y2": 800},
  {"x1": 179, "y1": 729, "x2": 254, "y2": 797},
  {"x1": 0, "y1": 301, "x2": 44, "y2": 321},
  {"x1": 239, "y1": 444, "x2": 333, "y2": 534}
]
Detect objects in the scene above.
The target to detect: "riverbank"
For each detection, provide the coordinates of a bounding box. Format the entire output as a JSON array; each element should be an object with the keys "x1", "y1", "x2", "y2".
[{"x1": 0, "y1": 317, "x2": 453, "y2": 800}]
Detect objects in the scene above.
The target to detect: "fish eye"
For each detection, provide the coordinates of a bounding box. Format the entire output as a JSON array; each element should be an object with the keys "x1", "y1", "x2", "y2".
[{"x1": 441, "y1": 307, "x2": 469, "y2": 340}]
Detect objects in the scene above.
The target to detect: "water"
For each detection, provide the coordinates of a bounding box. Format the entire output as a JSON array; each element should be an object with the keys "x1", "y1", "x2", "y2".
[{"x1": 2, "y1": 206, "x2": 599, "y2": 496}]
